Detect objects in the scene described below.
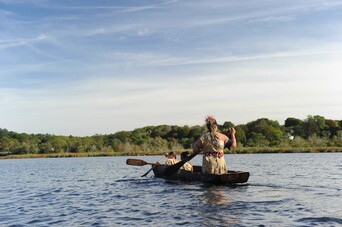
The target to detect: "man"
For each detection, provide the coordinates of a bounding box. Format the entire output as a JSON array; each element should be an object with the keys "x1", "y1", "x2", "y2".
[{"x1": 193, "y1": 116, "x2": 236, "y2": 174}]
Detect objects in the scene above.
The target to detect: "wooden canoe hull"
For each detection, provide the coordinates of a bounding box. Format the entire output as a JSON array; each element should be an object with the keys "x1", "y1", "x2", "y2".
[{"x1": 152, "y1": 165, "x2": 249, "y2": 184}]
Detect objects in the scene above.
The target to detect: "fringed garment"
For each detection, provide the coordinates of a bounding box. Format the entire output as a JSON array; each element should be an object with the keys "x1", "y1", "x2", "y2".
[{"x1": 194, "y1": 132, "x2": 228, "y2": 174}]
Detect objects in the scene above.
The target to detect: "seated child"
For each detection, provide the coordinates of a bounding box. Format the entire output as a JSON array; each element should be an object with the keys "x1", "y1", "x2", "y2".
[{"x1": 165, "y1": 151, "x2": 179, "y2": 165}]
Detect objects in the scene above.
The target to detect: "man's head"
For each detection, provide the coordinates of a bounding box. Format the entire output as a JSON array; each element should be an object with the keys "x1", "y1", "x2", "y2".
[
  {"x1": 205, "y1": 115, "x2": 218, "y2": 132},
  {"x1": 167, "y1": 151, "x2": 176, "y2": 159}
]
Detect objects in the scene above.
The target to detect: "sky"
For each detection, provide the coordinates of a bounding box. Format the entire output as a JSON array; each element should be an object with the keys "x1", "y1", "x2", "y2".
[{"x1": 1, "y1": 0, "x2": 342, "y2": 136}]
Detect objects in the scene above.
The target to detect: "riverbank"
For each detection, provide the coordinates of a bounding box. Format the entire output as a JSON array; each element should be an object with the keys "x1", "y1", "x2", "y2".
[
  {"x1": 0, "y1": 147, "x2": 341, "y2": 159},
  {"x1": 232, "y1": 146, "x2": 342, "y2": 154}
]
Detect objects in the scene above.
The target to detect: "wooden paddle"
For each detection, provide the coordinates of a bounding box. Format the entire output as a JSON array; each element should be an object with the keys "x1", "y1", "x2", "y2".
[
  {"x1": 141, "y1": 156, "x2": 166, "y2": 177},
  {"x1": 126, "y1": 158, "x2": 157, "y2": 166},
  {"x1": 163, "y1": 152, "x2": 198, "y2": 177}
]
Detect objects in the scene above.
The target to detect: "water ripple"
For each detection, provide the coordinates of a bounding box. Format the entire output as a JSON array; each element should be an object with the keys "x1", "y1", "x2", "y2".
[
  {"x1": 297, "y1": 216, "x2": 342, "y2": 225},
  {"x1": 0, "y1": 154, "x2": 341, "y2": 226}
]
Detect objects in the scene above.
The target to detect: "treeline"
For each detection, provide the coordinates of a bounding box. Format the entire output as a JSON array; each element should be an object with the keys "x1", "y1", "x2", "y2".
[{"x1": 0, "y1": 115, "x2": 342, "y2": 156}]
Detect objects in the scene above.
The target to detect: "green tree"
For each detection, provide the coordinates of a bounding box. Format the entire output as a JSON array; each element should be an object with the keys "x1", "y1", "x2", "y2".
[
  {"x1": 0, "y1": 136, "x2": 12, "y2": 152},
  {"x1": 168, "y1": 138, "x2": 183, "y2": 150},
  {"x1": 92, "y1": 134, "x2": 105, "y2": 151},
  {"x1": 284, "y1": 117, "x2": 305, "y2": 137},
  {"x1": 177, "y1": 125, "x2": 191, "y2": 139},
  {"x1": 235, "y1": 124, "x2": 247, "y2": 146},
  {"x1": 151, "y1": 125, "x2": 172, "y2": 138},
  {"x1": 188, "y1": 125, "x2": 205, "y2": 140},
  {"x1": 325, "y1": 119, "x2": 339, "y2": 138},
  {"x1": 219, "y1": 121, "x2": 235, "y2": 133},
  {"x1": 150, "y1": 137, "x2": 169, "y2": 152},
  {"x1": 246, "y1": 118, "x2": 283, "y2": 146},
  {"x1": 304, "y1": 115, "x2": 328, "y2": 138},
  {"x1": 39, "y1": 142, "x2": 54, "y2": 154},
  {"x1": 115, "y1": 131, "x2": 132, "y2": 143},
  {"x1": 332, "y1": 131, "x2": 342, "y2": 146},
  {"x1": 246, "y1": 132, "x2": 269, "y2": 147},
  {"x1": 50, "y1": 137, "x2": 67, "y2": 153}
]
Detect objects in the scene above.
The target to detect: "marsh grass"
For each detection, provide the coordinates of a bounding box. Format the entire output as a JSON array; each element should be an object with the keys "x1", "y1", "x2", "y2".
[
  {"x1": 0, "y1": 147, "x2": 341, "y2": 159},
  {"x1": 231, "y1": 147, "x2": 342, "y2": 154}
]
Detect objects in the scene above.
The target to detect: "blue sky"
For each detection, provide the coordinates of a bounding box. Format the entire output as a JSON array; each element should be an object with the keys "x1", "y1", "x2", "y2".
[{"x1": 1, "y1": 0, "x2": 342, "y2": 136}]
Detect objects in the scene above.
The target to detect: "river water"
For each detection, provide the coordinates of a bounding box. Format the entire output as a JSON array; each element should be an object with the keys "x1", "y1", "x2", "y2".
[{"x1": 0, "y1": 153, "x2": 341, "y2": 226}]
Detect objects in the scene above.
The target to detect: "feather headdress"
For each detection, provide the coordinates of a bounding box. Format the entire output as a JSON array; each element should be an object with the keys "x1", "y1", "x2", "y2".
[
  {"x1": 205, "y1": 115, "x2": 219, "y2": 143},
  {"x1": 205, "y1": 115, "x2": 217, "y2": 127},
  {"x1": 205, "y1": 115, "x2": 218, "y2": 133}
]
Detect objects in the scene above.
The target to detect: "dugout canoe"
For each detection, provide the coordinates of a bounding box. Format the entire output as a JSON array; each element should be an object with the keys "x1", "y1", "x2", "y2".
[{"x1": 152, "y1": 165, "x2": 249, "y2": 184}]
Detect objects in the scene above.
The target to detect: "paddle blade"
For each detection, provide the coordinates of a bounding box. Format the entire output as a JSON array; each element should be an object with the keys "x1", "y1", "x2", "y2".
[{"x1": 126, "y1": 159, "x2": 148, "y2": 166}]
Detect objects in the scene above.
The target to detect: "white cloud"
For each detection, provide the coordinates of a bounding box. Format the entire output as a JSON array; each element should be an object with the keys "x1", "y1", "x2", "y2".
[
  {"x1": 0, "y1": 34, "x2": 51, "y2": 50},
  {"x1": 1, "y1": 0, "x2": 342, "y2": 135},
  {"x1": 2, "y1": 49, "x2": 342, "y2": 136}
]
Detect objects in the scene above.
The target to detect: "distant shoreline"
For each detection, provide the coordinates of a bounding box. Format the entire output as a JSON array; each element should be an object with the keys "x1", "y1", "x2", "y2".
[{"x1": 0, "y1": 147, "x2": 341, "y2": 160}]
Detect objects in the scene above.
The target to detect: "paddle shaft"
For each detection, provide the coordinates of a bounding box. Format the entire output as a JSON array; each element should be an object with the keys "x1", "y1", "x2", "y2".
[
  {"x1": 163, "y1": 152, "x2": 198, "y2": 177},
  {"x1": 141, "y1": 156, "x2": 166, "y2": 177},
  {"x1": 126, "y1": 158, "x2": 156, "y2": 166}
]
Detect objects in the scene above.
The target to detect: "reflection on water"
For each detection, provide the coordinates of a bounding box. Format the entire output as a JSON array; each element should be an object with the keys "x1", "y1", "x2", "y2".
[
  {"x1": 198, "y1": 185, "x2": 253, "y2": 226},
  {"x1": 201, "y1": 186, "x2": 229, "y2": 205},
  {"x1": 199, "y1": 186, "x2": 236, "y2": 227}
]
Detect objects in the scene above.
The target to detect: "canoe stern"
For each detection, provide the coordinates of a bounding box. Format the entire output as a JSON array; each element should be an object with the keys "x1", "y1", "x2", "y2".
[{"x1": 220, "y1": 171, "x2": 250, "y2": 183}]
